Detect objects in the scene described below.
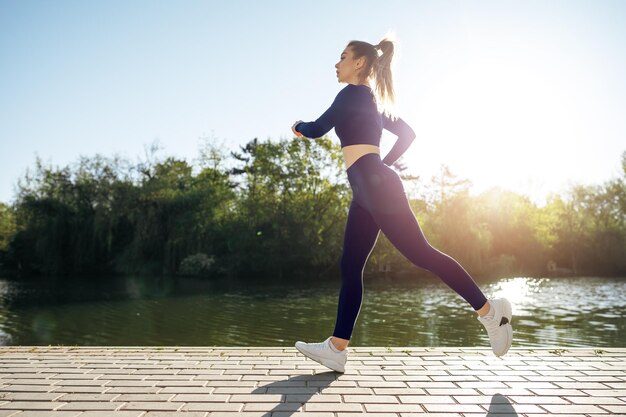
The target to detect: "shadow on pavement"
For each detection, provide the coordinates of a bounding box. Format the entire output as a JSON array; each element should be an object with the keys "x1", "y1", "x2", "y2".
[
  {"x1": 251, "y1": 371, "x2": 337, "y2": 417},
  {"x1": 250, "y1": 376, "x2": 520, "y2": 417},
  {"x1": 486, "y1": 393, "x2": 519, "y2": 416}
]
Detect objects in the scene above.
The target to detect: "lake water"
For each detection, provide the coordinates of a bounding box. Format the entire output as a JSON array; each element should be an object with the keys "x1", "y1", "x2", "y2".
[{"x1": 0, "y1": 275, "x2": 624, "y2": 347}]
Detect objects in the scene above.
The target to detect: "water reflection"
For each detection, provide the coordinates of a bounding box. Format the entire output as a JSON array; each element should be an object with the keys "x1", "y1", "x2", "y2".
[
  {"x1": 0, "y1": 275, "x2": 624, "y2": 347},
  {"x1": 490, "y1": 276, "x2": 539, "y2": 310}
]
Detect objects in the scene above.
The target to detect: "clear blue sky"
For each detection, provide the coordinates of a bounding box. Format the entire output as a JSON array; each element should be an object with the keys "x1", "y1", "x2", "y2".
[{"x1": 2, "y1": 0, "x2": 625, "y2": 205}]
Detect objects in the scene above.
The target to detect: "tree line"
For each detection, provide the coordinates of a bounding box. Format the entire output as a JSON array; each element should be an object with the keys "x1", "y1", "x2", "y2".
[{"x1": 0, "y1": 136, "x2": 624, "y2": 281}]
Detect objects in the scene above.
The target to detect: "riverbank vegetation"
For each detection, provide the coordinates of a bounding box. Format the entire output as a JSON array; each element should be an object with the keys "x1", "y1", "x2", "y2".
[{"x1": 0, "y1": 136, "x2": 624, "y2": 281}]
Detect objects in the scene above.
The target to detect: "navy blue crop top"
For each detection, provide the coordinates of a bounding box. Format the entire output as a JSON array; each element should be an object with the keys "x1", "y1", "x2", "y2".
[{"x1": 295, "y1": 83, "x2": 416, "y2": 166}]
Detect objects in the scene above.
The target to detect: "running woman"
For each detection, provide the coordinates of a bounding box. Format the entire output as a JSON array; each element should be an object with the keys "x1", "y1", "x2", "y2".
[{"x1": 291, "y1": 37, "x2": 513, "y2": 373}]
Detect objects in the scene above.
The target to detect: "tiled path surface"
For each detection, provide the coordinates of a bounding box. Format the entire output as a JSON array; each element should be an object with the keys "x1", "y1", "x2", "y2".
[{"x1": 0, "y1": 347, "x2": 625, "y2": 416}]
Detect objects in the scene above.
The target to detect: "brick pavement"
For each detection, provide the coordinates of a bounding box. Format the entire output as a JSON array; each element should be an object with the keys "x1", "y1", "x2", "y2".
[{"x1": 0, "y1": 347, "x2": 625, "y2": 416}]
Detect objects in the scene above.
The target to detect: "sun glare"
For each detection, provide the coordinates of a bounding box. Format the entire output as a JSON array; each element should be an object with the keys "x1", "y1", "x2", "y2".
[
  {"x1": 411, "y1": 46, "x2": 585, "y2": 203},
  {"x1": 489, "y1": 277, "x2": 544, "y2": 316}
]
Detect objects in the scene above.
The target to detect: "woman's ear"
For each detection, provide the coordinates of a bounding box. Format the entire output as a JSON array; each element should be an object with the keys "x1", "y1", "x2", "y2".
[{"x1": 356, "y1": 56, "x2": 366, "y2": 70}]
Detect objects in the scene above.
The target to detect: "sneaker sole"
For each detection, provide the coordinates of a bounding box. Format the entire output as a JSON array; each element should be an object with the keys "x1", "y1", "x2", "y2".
[
  {"x1": 496, "y1": 298, "x2": 513, "y2": 357},
  {"x1": 501, "y1": 298, "x2": 513, "y2": 323},
  {"x1": 295, "y1": 344, "x2": 346, "y2": 373},
  {"x1": 495, "y1": 323, "x2": 513, "y2": 357}
]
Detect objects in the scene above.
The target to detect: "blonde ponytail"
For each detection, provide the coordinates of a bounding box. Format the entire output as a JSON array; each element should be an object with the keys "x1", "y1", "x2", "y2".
[
  {"x1": 373, "y1": 38, "x2": 395, "y2": 112},
  {"x1": 347, "y1": 34, "x2": 397, "y2": 113}
]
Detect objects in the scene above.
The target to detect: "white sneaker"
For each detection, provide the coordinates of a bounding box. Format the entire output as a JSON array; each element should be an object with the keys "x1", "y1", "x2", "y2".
[
  {"x1": 295, "y1": 336, "x2": 347, "y2": 373},
  {"x1": 478, "y1": 298, "x2": 513, "y2": 357}
]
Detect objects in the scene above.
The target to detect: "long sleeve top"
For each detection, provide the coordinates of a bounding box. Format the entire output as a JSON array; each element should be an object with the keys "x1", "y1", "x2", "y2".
[{"x1": 295, "y1": 83, "x2": 416, "y2": 166}]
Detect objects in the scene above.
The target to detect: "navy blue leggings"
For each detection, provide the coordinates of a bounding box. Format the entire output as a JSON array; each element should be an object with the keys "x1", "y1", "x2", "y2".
[{"x1": 332, "y1": 153, "x2": 488, "y2": 340}]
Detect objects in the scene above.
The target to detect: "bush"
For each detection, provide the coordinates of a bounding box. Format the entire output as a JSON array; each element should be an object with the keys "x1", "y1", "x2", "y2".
[{"x1": 178, "y1": 253, "x2": 215, "y2": 277}]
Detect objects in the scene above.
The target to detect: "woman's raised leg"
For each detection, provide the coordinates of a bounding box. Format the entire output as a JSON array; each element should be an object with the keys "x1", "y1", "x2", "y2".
[
  {"x1": 368, "y1": 180, "x2": 513, "y2": 356},
  {"x1": 370, "y1": 190, "x2": 488, "y2": 311}
]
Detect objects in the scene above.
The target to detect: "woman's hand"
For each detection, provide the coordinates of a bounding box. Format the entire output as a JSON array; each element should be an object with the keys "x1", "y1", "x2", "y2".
[{"x1": 291, "y1": 120, "x2": 304, "y2": 137}]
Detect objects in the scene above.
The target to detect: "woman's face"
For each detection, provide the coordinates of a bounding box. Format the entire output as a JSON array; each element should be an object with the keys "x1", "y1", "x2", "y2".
[{"x1": 335, "y1": 47, "x2": 365, "y2": 84}]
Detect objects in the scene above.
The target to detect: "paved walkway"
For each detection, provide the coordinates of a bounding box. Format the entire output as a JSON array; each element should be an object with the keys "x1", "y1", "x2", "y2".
[{"x1": 0, "y1": 347, "x2": 625, "y2": 416}]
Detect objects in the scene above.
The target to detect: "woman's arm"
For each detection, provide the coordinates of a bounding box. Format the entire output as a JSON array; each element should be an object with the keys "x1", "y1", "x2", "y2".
[
  {"x1": 381, "y1": 112, "x2": 416, "y2": 166},
  {"x1": 295, "y1": 90, "x2": 347, "y2": 138}
]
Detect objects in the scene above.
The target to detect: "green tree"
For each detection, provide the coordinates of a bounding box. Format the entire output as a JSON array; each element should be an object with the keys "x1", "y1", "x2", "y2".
[
  {"x1": 0, "y1": 202, "x2": 16, "y2": 252},
  {"x1": 228, "y1": 136, "x2": 349, "y2": 280},
  {"x1": 423, "y1": 165, "x2": 490, "y2": 275},
  {"x1": 475, "y1": 188, "x2": 546, "y2": 276},
  {"x1": 6, "y1": 141, "x2": 625, "y2": 280}
]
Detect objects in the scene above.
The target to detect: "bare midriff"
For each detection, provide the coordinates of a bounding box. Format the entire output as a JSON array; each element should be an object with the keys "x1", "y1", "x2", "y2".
[{"x1": 342, "y1": 144, "x2": 380, "y2": 170}]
